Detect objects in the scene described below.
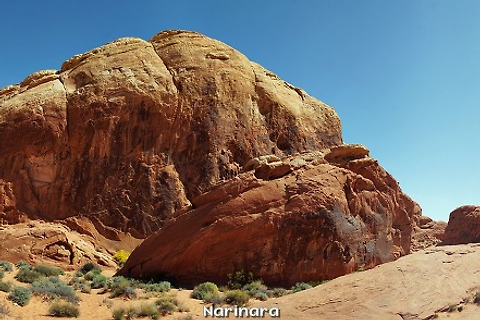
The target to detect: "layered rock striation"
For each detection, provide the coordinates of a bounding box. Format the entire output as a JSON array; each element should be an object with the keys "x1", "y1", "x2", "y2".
[{"x1": 0, "y1": 31, "x2": 341, "y2": 238}]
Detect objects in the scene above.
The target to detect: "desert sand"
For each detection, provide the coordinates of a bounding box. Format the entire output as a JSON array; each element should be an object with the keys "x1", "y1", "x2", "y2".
[{"x1": 253, "y1": 243, "x2": 480, "y2": 320}]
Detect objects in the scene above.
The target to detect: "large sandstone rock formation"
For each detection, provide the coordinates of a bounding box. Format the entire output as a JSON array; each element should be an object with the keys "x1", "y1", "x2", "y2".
[
  {"x1": 119, "y1": 145, "x2": 421, "y2": 286},
  {"x1": 1, "y1": 29, "x2": 424, "y2": 281},
  {"x1": 0, "y1": 30, "x2": 341, "y2": 238},
  {"x1": 442, "y1": 205, "x2": 480, "y2": 245}
]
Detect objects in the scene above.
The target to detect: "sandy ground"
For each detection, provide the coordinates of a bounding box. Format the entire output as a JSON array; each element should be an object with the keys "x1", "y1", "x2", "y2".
[
  {"x1": 2, "y1": 244, "x2": 480, "y2": 319},
  {"x1": 254, "y1": 243, "x2": 480, "y2": 320},
  {"x1": 0, "y1": 266, "x2": 206, "y2": 320}
]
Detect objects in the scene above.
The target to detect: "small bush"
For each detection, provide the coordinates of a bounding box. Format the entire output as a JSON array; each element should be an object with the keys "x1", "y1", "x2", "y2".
[
  {"x1": 242, "y1": 280, "x2": 268, "y2": 299},
  {"x1": 268, "y1": 287, "x2": 289, "y2": 298},
  {"x1": 135, "y1": 302, "x2": 159, "y2": 319},
  {"x1": 125, "y1": 307, "x2": 136, "y2": 320},
  {"x1": 252, "y1": 291, "x2": 268, "y2": 301},
  {"x1": 106, "y1": 276, "x2": 138, "y2": 299},
  {"x1": 69, "y1": 277, "x2": 91, "y2": 292},
  {"x1": 0, "y1": 281, "x2": 13, "y2": 293},
  {"x1": 80, "y1": 284, "x2": 91, "y2": 294},
  {"x1": 0, "y1": 270, "x2": 4, "y2": 279},
  {"x1": 0, "y1": 261, "x2": 13, "y2": 272},
  {"x1": 225, "y1": 290, "x2": 250, "y2": 306},
  {"x1": 31, "y1": 277, "x2": 78, "y2": 303},
  {"x1": 83, "y1": 270, "x2": 99, "y2": 281},
  {"x1": 155, "y1": 294, "x2": 180, "y2": 315},
  {"x1": 90, "y1": 274, "x2": 108, "y2": 289},
  {"x1": 15, "y1": 261, "x2": 30, "y2": 270},
  {"x1": 191, "y1": 282, "x2": 219, "y2": 300},
  {"x1": 206, "y1": 292, "x2": 225, "y2": 304},
  {"x1": 113, "y1": 250, "x2": 130, "y2": 266},
  {"x1": 143, "y1": 281, "x2": 171, "y2": 293},
  {"x1": 228, "y1": 269, "x2": 254, "y2": 290},
  {"x1": 77, "y1": 262, "x2": 101, "y2": 276},
  {"x1": 291, "y1": 282, "x2": 313, "y2": 293},
  {"x1": 112, "y1": 307, "x2": 125, "y2": 320},
  {"x1": 69, "y1": 278, "x2": 89, "y2": 292},
  {"x1": 8, "y1": 286, "x2": 32, "y2": 306},
  {"x1": 15, "y1": 268, "x2": 43, "y2": 283},
  {"x1": 33, "y1": 264, "x2": 65, "y2": 277},
  {"x1": 177, "y1": 303, "x2": 190, "y2": 313},
  {"x1": 49, "y1": 300, "x2": 80, "y2": 318}
]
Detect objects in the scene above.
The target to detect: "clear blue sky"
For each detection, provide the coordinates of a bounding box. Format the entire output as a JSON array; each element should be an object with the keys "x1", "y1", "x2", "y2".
[{"x1": 1, "y1": 1, "x2": 479, "y2": 222}]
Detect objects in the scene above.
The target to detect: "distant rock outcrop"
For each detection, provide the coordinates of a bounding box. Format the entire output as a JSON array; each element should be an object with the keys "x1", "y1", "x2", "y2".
[
  {"x1": 0, "y1": 30, "x2": 342, "y2": 238},
  {"x1": 411, "y1": 215, "x2": 447, "y2": 251},
  {"x1": 442, "y1": 205, "x2": 480, "y2": 245},
  {"x1": 118, "y1": 146, "x2": 421, "y2": 286}
]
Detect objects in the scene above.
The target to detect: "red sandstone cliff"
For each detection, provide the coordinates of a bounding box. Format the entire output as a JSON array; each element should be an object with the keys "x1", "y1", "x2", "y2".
[
  {"x1": 0, "y1": 31, "x2": 341, "y2": 238},
  {"x1": 1, "y1": 30, "x2": 424, "y2": 280}
]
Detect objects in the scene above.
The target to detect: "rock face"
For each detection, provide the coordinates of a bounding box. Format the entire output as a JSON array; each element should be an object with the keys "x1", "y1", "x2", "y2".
[
  {"x1": 118, "y1": 147, "x2": 421, "y2": 286},
  {"x1": 411, "y1": 215, "x2": 446, "y2": 251},
  {"x1": 0, "y1": 220, "x2": 117, "y2": 269},
  {"x1": 0, "y1": 30, "x2": 342, "y2": 238},
  {"x1": 442, "y1": 205, "x2": 480, "y2": 245}
]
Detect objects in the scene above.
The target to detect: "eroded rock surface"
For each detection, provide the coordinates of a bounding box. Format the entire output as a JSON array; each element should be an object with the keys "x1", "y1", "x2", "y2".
[
  {"x1": 411, "y1": 215, "x2": 447, "y2": 251},
  {"x1": 0, "y1": 31, "x2": 342, "y2": 238},
  {"x1": 442, "y1": 205, "x2": 480, "y2": 245},
  {"x1": 119, "y1": 147, "x2": 421, "y2": 286},
  {"x1": 0, "y1": 220, "x2": 117, "y2": 269}
]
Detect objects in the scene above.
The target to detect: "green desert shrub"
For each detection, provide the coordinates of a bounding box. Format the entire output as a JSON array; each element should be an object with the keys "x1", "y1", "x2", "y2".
[
  {"x1": 291, "y1": 282, "x2": 313, "y2": 293},
  {"x1": 268, "y1": 287, "x2": 289, "y2": 298},
  {"x1": 143, "y1": 281, "x2": 171, "y2": 293},
  {"x1": 31, "y1": 276, "x2": 78, "y2": 303},
  {"x1": 224, "y1": 289, "x2": 250, "y2": 306},
  {"x1": 49, "y1": 300, "x2": 80, "y2": 318},
  {"x1": 90, "y1": 274, "x2": 108, "y2": 289},
  {"x1": 135, "y1": 302, "x2": 159, "y2": 319},
  {"x1": 8, "y1": 286, "x2": 32, "y2": 306},
  {"x1": 107, "y1": 276, "x2": 137, "y2": 299},
  {"x1": 242, "y1": 280, "x2": 268, "y2": 297},
  {"x1": 15, "y1": 261, "x2": 30, "y2": 270},
  {"x1": 191, "y1": 282, "x2": 219, "y2": 300},
  {"x1": 227, "y1": 269, "x2": 254, "y2": 290},
  {"x1": 69, "y1": 277, "x2": 89, "y2": 291},
  {"x1": 80, "y1": 283, "x2": 91, "y2": 293},
  {"x1": 125, "y1": 307, "x2": 136, "y2": 320},
  {"x1": 0, "y1": 281, "x2": 13, "y2": 293},
  {"x1": 112, "y1": 307, "x2": 125, "y2": 320},
  {"x1": 32, "y1": 264, "x2": 65, "y2": 277},
  {"x1": 0, "y1": 270, "x2": 4, "y2": 279},
  {"x1": 251, "y1": 290, "x2": 268, "y2": 301},
  {"x1": 0, "y1": 261, "x2": 13, "y2": 272},
  {"x1": 155, "y1": 294, "x2": 181, "y2": 315},
  {"x1": 15, "y1": 268, "x2": 43, "y2": 283},
  {"x1": 77, "y1": 262, "x2": 101, "y2": 276}
]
